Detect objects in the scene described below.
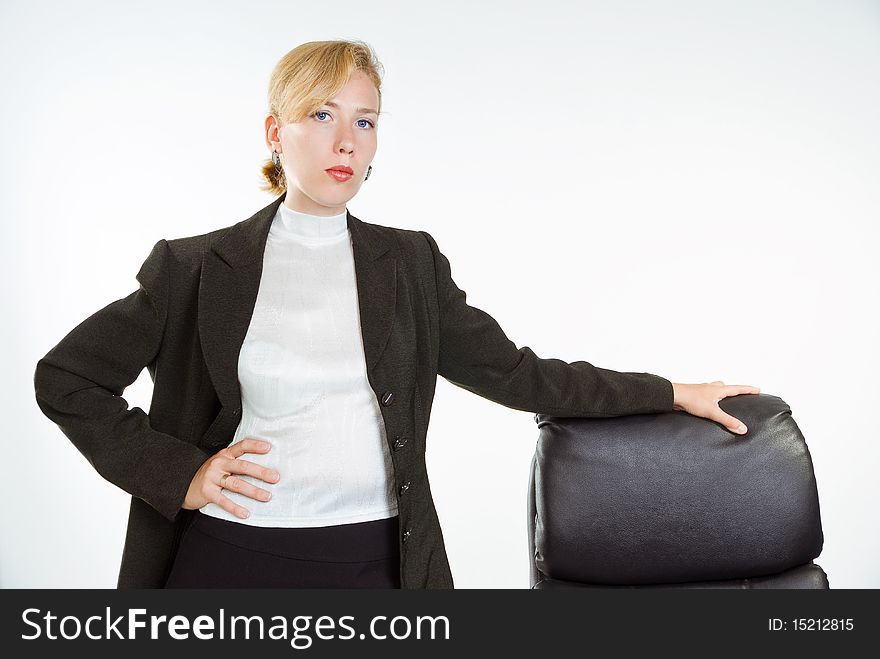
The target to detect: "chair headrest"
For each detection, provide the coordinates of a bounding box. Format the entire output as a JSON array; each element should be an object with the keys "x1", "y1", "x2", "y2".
[{"x1": 532, "y1": 393, "x2": 824, "y2": 585}]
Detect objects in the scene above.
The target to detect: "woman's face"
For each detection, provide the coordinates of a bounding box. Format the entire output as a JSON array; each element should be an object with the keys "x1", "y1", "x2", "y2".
[{"x1": 266, "y1": 70, "x2": 379, "y2": 216}]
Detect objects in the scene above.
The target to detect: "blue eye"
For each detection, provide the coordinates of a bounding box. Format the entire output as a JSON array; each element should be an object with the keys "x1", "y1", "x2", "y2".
[{"x1": 313, "y1": 111, "x2": 374, "y2": 128}]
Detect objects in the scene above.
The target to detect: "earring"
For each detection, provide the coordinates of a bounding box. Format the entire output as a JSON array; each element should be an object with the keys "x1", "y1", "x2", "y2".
[
  {"x1": 271, "y1": 150, "x2": 281, "y2": 168},
  {"x1": 364, "y1": 164, "x2": 372, "y2": 181}
]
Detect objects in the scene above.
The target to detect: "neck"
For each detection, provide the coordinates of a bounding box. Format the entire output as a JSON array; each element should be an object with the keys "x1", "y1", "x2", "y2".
[
  {"x1": 282, "y1": 191, "x2": 346, "y2": 217},
  {"x1": 273, "y1": 202, "x2": 348, "y2": 240}
]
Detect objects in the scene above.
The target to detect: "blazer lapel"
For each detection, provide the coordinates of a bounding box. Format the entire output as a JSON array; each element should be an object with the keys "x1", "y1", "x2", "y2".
[{"x1": 198, "y1": 192, "x2": 398, "y2": 414}]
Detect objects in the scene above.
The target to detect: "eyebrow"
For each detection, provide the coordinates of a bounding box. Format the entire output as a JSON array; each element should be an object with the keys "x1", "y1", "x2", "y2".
[{"x1": 323, "y1": 101, "x2": 379, "y2": 116}]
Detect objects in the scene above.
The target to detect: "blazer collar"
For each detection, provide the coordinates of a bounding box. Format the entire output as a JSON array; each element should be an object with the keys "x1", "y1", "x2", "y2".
[
  {"x1": 210, "y1": 192, "x2": 392, "y2": 267},
  {"x1": 198, "y1": 193, "x2": 398, "y2": 414}
]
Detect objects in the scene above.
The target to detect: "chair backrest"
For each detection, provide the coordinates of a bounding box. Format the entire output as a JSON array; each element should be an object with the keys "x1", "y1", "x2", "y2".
[{"x1": 528, "y1": 393, "x2": 826, "y2": 587}]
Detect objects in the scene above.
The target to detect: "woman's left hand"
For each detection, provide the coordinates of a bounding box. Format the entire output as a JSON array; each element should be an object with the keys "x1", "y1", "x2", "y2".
[{"x1": 671, "y1": 381, "x2": 761, "y2": 435}]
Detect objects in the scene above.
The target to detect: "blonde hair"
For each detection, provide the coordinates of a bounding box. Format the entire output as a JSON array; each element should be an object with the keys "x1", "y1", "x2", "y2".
[{"x1": 260, "y1": 39, "x2": 385, "y2": 196}]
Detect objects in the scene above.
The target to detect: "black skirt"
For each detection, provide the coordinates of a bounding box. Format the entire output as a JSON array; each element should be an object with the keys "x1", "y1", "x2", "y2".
[{"x1": 164, "y1": 510, "x2": 401, "y2": 589}]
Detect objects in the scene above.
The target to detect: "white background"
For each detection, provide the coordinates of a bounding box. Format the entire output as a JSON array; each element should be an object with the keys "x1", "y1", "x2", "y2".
[{"x1": 2, "y1": 0, "x2": 878, "y2": 588}]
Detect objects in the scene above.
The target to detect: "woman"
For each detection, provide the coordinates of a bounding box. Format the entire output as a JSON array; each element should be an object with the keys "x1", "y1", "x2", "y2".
[{"x1": 34, "y1": 39, "x2": 759, "y2": 589}]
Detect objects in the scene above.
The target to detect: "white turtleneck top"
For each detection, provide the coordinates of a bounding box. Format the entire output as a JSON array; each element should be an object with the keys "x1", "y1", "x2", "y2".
[{"x1": 198, "y1": 202, "x2": 399, "y2": 527}]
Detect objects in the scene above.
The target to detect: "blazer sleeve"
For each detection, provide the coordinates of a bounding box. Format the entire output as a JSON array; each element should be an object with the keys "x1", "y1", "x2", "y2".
[
  {"x1": 419, "y1": 230, "x2": 675, "y2": 417},
  {"x1": 33, "y1": 238, "x2": 211, "y2": 523}
]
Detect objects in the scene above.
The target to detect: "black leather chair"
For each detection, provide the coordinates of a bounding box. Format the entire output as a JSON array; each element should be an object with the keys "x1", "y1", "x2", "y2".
[{"x1": 528, "y1": 393, "x2": 829, "y2": 588}]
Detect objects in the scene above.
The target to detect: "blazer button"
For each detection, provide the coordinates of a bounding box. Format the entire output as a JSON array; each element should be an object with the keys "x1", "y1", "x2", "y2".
[
  {"x1": 381, "y1": 391, "x2": 394, "y2": 406},
  {"x1": 393, "y1": 436, "x2": 408, "y2": 451},
  {"x1": 232, "y1": 408, "x2": 241, "y2": 416},
  {"x1": 398, "y1": 480, "x2": 411, "y2": 496},
  {"x1": 402, "y1": 527, "x2": 412, "y2": 543}
]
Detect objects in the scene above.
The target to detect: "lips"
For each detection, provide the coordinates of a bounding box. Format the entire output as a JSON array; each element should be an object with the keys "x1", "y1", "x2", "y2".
[{"x1": 326, "y1": 165, "x2": 354, "y2": 182}]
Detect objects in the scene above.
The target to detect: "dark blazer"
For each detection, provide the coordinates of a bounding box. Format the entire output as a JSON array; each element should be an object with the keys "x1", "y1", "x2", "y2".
[{"x1": 33, "y1": 192, "x2": 674, "y2": 589}]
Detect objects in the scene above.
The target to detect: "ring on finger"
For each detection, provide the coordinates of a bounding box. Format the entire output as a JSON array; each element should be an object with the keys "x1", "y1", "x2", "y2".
[{"x1": 219, "y1": 472, "x2": 232, "y2": 489}]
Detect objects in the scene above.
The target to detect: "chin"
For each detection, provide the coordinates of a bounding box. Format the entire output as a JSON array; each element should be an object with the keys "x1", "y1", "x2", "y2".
[
  {"x1": 314, "y1": 190, "x2": 356, "y2": 208},
  {"x1": 298, "y1": 188, "x2": 349, "y2": 210}
]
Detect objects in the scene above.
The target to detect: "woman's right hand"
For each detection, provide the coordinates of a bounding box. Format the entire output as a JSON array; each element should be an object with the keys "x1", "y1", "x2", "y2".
[{"x1": 182, "y1": 437, "x2": 280, "y2": 519}]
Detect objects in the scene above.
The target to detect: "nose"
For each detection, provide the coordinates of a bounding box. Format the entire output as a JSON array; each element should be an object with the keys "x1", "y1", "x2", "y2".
[{"x1": 335, "y1": 126, "x2": 355, "y2": 155}]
